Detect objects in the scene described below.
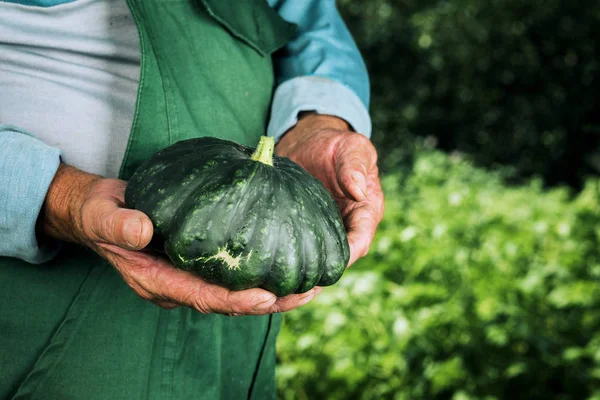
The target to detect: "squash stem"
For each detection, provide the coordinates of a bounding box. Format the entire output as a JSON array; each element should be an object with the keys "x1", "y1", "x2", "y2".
[{"x1": 251, "y1": 136, "x2": 275, "y2": 166}]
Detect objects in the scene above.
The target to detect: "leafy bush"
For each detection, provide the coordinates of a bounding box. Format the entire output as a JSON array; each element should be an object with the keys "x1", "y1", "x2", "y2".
[
  {"x1": 338, "y1": 0, "x2": 600, "y2": 187},
  {"x1": 277, "y1": 145, "x2": 600, "y2": 399}
]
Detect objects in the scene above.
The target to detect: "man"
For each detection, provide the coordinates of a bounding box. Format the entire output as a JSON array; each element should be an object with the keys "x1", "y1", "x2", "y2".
[{"x1": 0, "y1": 0, "x2": 384, "y2": 398}]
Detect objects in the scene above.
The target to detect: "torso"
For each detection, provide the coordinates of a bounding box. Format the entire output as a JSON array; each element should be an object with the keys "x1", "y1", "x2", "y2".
[{"x1": 0, "y1": 0, "x2": 140, "y2": 177}]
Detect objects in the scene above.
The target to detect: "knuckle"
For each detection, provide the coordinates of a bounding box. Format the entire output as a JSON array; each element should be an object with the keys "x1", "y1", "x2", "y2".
[
  {"x1": 109, "y1": 213, "x2": 125, "y2": 243},
  {"x1": 189, "y1": 295, "x2": 213, "y2": 314},
  {"x1": 227, "y1": 312, "x2": 244, "y2": 317},
  {"x1": 80, "y1": 205, "x2": 98, "y2": 240},
  {"x1": 134, "y1": 288, "x2": 154, "y2": 302},
  {"x1": 350, "y1": 133, "x2": 372, "y2": 148},
  {"x1": 341, "y1": 173, "x2": 355, "y2": 187},
  {"x1": 346, "y1": 134, "x2": 378, "y2": 165},
  {"x1": 226, "y1": 295, "x2": 250, "y2": 315},
  {"x1": 228, "y1": 304, "x2": 245, "y2": 315},
  {"x1": 270, "y1": 304, "x2": 284, "y2": 313},
  {"x1": 97, "y1": 212, "x2": 114, "y2": 242}
]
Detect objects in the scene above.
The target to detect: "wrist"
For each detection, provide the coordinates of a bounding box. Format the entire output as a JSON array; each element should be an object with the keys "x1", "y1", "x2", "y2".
[
  {"x1": 296, "y1": 112, "x2": 351, "y2": 132},
  {"x1": 41, "y1": 164, "x2": 102, "y2": 244},
  {"x1": 276, "y1": 113, "x2": 351, "y2": 158}
]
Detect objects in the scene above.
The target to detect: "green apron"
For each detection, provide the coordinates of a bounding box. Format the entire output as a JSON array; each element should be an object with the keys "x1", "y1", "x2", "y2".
[{"x1": 0, "y1": 1, "x2": 296, "y2": 398}]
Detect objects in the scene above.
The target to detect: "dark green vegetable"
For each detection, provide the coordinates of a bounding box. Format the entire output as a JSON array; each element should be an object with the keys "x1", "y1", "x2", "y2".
[{"x1": 125, "y1": 136, "x2": 349, "y2": 297}]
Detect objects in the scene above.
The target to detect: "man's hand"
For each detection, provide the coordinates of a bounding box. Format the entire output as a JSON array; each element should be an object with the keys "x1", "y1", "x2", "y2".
[
  {"x1": 41, "y1": 164, "x2": 320, "y2": 315},
  {"x1": 275, "y1": 113, "x2": 384, "y2": 266}
]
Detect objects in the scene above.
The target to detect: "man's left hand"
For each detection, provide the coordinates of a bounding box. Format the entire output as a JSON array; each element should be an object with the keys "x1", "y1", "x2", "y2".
[{"x1": 275, "y1": 113, "x2": 384, "y2": 266}]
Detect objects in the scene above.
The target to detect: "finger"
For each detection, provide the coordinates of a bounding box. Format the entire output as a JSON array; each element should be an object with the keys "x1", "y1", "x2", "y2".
[
  {"x1": 266, "y1": 287, "x2": 322, "y2": 313},
  {"x1": 147, "y1": 261, "x2": 319, "y2": 315},
  {"x1": 335, "y1": 136, "x2": 377, "y2": 202},
  {"x1": 84, "y1": 198, "x2": 154, "y2": 250},
  {"x1": 345, "y1": 202, "x2": 382, "y2": 266},
  {"x1": 107, "y1": 246, "x2": 321, "y2": 315},
  {"x1": 131, "y1": 255, "x2": 278, "y2": 315},
  {"x1": 103, "y1": 247, "x2": 282, "y2": 315}
]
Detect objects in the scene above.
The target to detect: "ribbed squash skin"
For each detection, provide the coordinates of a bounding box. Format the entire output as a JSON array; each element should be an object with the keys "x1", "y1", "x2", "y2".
[{"x1": 124, "y1": 137, "x2": 350, "y2": 297}]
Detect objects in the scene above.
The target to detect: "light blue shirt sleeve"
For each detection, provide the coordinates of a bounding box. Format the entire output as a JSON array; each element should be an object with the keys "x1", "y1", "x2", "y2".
[
  {"x1": 0, "y1": 125, "x2": 62, "y2": 263},
  {"x1": 267, "y1": 0, "x2": 372, "y2": 140}
]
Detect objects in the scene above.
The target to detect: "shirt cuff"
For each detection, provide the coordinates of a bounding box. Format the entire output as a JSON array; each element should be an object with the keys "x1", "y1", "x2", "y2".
[
  {"x1": 0, "y1": 124, "x2": 62, "y2": 264},
  {"x1": 267, "y1": 76, "x2": 372, "y2": 142}
]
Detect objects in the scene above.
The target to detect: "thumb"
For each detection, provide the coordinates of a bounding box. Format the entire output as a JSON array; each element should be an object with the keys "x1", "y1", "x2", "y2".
[{"x1": 84, "y1": 199, "x2": 154, "y2": 250}]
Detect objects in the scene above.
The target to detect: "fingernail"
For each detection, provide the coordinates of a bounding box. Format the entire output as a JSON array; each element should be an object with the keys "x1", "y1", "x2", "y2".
[
  {"x1": 253, "y1": 295, "x2": 276, "y2": 311},
  {"x1": 124, "y1": 218, "x2": 143, "y2": 248},
  {"x1": 351, "y1": 172, "x2": 368, "y2": 201}
]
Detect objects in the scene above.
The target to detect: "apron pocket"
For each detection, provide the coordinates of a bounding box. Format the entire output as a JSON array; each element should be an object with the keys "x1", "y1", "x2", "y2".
[{"x1": 200, "y1": 0, "x2": 297, "y2": 56}]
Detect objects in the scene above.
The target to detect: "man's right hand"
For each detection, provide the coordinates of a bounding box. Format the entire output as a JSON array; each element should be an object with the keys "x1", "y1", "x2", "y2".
[{"x1": 41, "y1": 164, "x2": 320, "y2": 315}]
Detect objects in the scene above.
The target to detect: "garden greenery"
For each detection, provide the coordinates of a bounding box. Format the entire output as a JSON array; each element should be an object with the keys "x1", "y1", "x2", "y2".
[
  {"x1": 338, "y1": 0, "x2": 600, "y2": 187},
  {"x1": 277, "y1": 146, "x2": 600, "y2": 399}
]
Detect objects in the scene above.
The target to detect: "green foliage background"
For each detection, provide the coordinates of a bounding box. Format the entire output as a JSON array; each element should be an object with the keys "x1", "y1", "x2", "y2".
[
  {"x1": 278, "y1": 145, "x2": 600, "y2": 399},
  {"x1": 339, "y1": 0, "x2": 600, "y2": 187},
  {"x1": 276, "y1": 1, "x2": 600, "y2": 399}
]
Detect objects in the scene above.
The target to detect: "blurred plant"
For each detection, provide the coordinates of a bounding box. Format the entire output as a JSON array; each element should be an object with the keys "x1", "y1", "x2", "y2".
[
  {"x1": 277, "y1": 143, "x2": 600, "y2": 399},
  {"x1": 338, "y1": 0, "x2": 600, "y2": 187}
]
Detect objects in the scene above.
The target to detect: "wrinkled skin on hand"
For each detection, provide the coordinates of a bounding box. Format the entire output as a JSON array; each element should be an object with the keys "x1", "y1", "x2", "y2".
[
  {"x1": 41, "y1": 165, "x2": 320, "y2": 315},
  {"x1": 275, "y1": 113, "x2": 384, "y2": 267},
  {"x1": 39, "y1": 113, "x2": 382, "y2": 313}
]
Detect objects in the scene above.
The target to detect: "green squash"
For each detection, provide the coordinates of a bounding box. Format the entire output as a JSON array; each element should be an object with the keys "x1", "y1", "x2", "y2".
[{"x1": 124, "y1": 136, "x2": 350, "y2": 297}]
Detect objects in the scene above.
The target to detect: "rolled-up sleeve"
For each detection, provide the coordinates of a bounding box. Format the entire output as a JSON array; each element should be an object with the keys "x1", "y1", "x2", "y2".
[
  {"x1": 267, "y1": 0, "x2": 371, "y2": 140},
  {"x1": 0, "y1": 125, "x2": 61, "y2": 263}
]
